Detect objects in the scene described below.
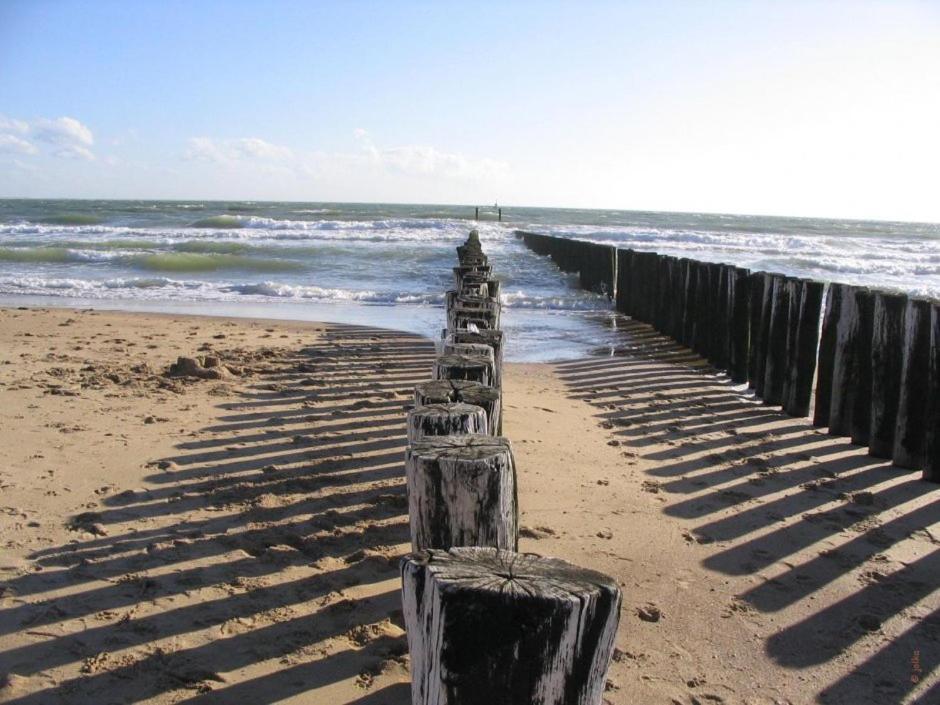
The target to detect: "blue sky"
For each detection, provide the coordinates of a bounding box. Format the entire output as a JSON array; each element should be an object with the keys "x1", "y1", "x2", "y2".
[{"x1": 1, "y1": 0, "x2": 939, "y2": 221}]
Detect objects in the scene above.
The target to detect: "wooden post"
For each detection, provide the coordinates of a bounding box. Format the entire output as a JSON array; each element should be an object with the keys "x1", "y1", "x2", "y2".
[
  {"x1": 783, "y1": 279, "x2": 824, "y2": 418},
  {"x1": 813, "y1": 283, "x2": 841, "y2": 427},
  {"x1": 923, "y1": 304, "x2": 940, "y2": 482},
  {"x1": 434, "y1": 353, "x2": 495, "y2": 387},
  {"x1": 868, "y1": 291, "x2": 908, "y2": 458},
  {"x1": 401, "y1": 547, "x2": 622, "y2": 705},
  {"x1": 828, "y1": 284, "x2": 861, "y2": 436},
  {"x1": 447, "y1": 297, "x2": 501, "y2": 331},
  {"x1": 849, "y1": 288, "x2": 875, "y2": 446},
  {"x1": 729, "y1": 267, "x2": 751, "y2": 383},
  {"x1": 405, "y1": 435, "x2": 518, "y2": 552},
  {"x1": 893, "y1": 298, "x2": 932, "y2": 469},
  {"x1": 615, "y1": 249, "x2": 632, "y2": 317},
  {"x1": 416, "y1": 378, "x2": 501, "y2": 436},
  {"x1": 407, "y1": 403, "x2": 488, "y2": 444},
  {"x1": 747, "y1": 272, "x2": 768, "y2": 389},
  {"x1": 442, "y1": 342, "x2": 495, "y2": 365},
  {"x1": 761, "y1": 275, "x2": 791, "y2": 405},
  {"x1": 475, "y1": 207, "x2": 479, "y2": 221},
  {"x1": 445, "y1": 329, "x2": 504, "y2": 375}
]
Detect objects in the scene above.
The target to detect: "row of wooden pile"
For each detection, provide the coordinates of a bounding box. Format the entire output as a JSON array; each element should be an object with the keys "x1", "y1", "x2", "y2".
[
  {"x1": 397, "y1": 229, "x2": 623, "y2": 704},
  {"x1": 516, "y1": 230, "x2": 940, "y2": 484}
]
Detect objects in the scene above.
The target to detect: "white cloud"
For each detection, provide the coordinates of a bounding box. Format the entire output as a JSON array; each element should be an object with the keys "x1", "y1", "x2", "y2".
[
  {"x1": 0, "y1": 115, "x2": 95, "y2": 160},
  {"x1": 32, "y1": 117, "x2": 94, "y2": 147},
  {"x1": 0, "y1": 133, "x2": 38, "y2": 155},
  {"x1": 184, "y1": 136, "x2": 294, "y2": 164},
  {"x1": 353, "y1": 130, "x2": 509, "y2": 181}
]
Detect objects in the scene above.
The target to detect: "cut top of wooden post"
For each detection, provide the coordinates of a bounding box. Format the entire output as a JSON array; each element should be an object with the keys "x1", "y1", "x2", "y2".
[
  {"x1": 407, "y1": 402, "x2": 488, "y2": 444},
  {"x1": 401, "y1": 546, "x2": 622, "y2": 705},
  {"x1": 434, "y1": 353, "x2": 495, "y2": 387}
]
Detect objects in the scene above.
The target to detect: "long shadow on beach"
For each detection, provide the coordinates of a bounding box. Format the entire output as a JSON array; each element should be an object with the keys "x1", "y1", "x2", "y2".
[
  {"x1": 0, "y1": 323, "x2": 429, "y2": 704},
  {"x1": 556, "y1": 316, "x2": 939, "y2": 705}
]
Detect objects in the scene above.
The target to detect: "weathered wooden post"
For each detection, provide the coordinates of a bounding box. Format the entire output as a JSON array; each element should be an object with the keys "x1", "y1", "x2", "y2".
[
  {"x1": 922, "y1": 303, "x2": 940, "y2": 483},
  {"x1": 615, "y1": 249, "x2": 632, "y2": 316},
  {"x1": 747, "y1": 272, "x2": 768, "y2": 389},
  {"x1": 814, "y1": 283, "x2": 841, "y2": 427},
  {"x1": 448, "y1": 298, "x2": 501, "y2": 331},
  {"x1": 868, "y1": 291, "x2": 908, "y2": 458},
  {"x1": 434, "y1": 353, "x2": 495, "y2": 387},
  {"x1": 444, "y1": 329, "x2": 504, "y2": 378},
  {"x1": 417, "y1": 379, "x2": 502, "y2": 436},
  {"x1": 783, "y1": 278, "x2": 824, "y2": 417},
  {"x1": 407, "y1": 403, "x2": 488, "y2": 444},
  {"x1": 401, "y1": 547, "x2": 622, "y2": 705},
  {"x1": 828, "y1": 284, "x2": 861, "y2": 436},
  {"x1": 729, "y1": 267, "x2": 751, "y2": 383},
  {"x1": 442, "y1": 341, "x2": 495, "y2": 364},
  {"x1": 893, "y1": 297, "x2": 932, "y2": 468},
  {"x1": 405, "y1": 435, "x2": 518, "y2": 552},
  {"x1": 849, "y1": 288, "x2": 875, "y2": 446},
  {"x1": 761, "y1": 275, "x2": 791, "y2": 405}
]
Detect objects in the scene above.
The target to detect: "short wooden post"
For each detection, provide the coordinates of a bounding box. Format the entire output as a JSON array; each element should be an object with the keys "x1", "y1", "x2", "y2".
[
  {"x1": 433, "y1": 353, "x2": 495, "y2": 387},
  {"x1": 405, "y1": 435, "x2": 518, "y2": 552},
  {"x1": 868, "y1": 291, "x2": 908, "y2": 458},
  {"x1": 446, "y1": 323, "x2": 502, "y2": 358},
  {"x1": 448, "y1": 298, "x2": 501, "y2": 331},
  {"x1": 401, "y1": 547, "x2": 622, "y2": 705},
  {"x1": 407, "y1": 403, "x2": 488, "y2": 444},
  {"x1": 893, "y1": 298, "x2": 932, "y2": 469}
]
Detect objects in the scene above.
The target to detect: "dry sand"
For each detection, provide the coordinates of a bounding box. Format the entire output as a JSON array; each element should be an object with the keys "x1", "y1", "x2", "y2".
[{"x1": 0, "y1": 307, "x2": 936, "y2": 705}]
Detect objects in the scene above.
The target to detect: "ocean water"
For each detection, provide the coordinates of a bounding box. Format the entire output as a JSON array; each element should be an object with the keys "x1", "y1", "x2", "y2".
[{"x1": 0, "y1": 199, "x2": 937, "y2": 361}]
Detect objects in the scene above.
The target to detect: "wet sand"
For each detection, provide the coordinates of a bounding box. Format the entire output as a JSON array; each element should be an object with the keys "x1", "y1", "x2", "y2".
[{"x1": 0, "y1": 307, "x2": 936, "y2": 704}]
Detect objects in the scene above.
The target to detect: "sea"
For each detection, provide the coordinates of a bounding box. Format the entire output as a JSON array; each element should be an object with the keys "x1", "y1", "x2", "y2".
[{"x1": 1, "y1": 199, "x2": 938, "y2": 362}]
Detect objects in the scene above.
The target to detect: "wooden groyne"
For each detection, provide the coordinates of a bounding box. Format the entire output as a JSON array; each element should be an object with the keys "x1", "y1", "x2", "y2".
[
  {"x1": 400, "y1": 229, "x2": 622, "y2": 702},
  {"x1": 516, "y1": 229, "x2": 938, "y2": 483}
]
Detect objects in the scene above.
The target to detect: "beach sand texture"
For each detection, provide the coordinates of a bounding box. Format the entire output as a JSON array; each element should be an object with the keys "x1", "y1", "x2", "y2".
[{"x1": 0, "y1": 307, "x2": 937, "y2": 704}]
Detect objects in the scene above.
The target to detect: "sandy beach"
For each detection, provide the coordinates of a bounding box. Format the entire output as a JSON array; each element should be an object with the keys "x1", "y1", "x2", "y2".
[{"x1": 0, "y1": 307, "x2": 937, "y2": 705}]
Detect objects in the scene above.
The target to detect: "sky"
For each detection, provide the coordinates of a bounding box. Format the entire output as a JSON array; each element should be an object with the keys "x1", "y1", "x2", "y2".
[{"x1": 0, "y1": 0, "x2": 939, "y2": 222}]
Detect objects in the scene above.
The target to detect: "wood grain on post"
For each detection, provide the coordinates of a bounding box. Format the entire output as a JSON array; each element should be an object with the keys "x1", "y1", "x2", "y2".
[
  {"x1": 401, "y1": 547, "x2": 622, "y2": 705},
  {"x1": 405, "y1": 435, "x2": 518, "y2": 552},
  {"x1": 893, "y1": 298, "x2": 932, "y2": 469},
  {"x1": 868, "y1": 291, "x2": 908, "y2": 457},
  {"x1": 407, "y1": 403, "x2": 488, "y2": 445}
]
